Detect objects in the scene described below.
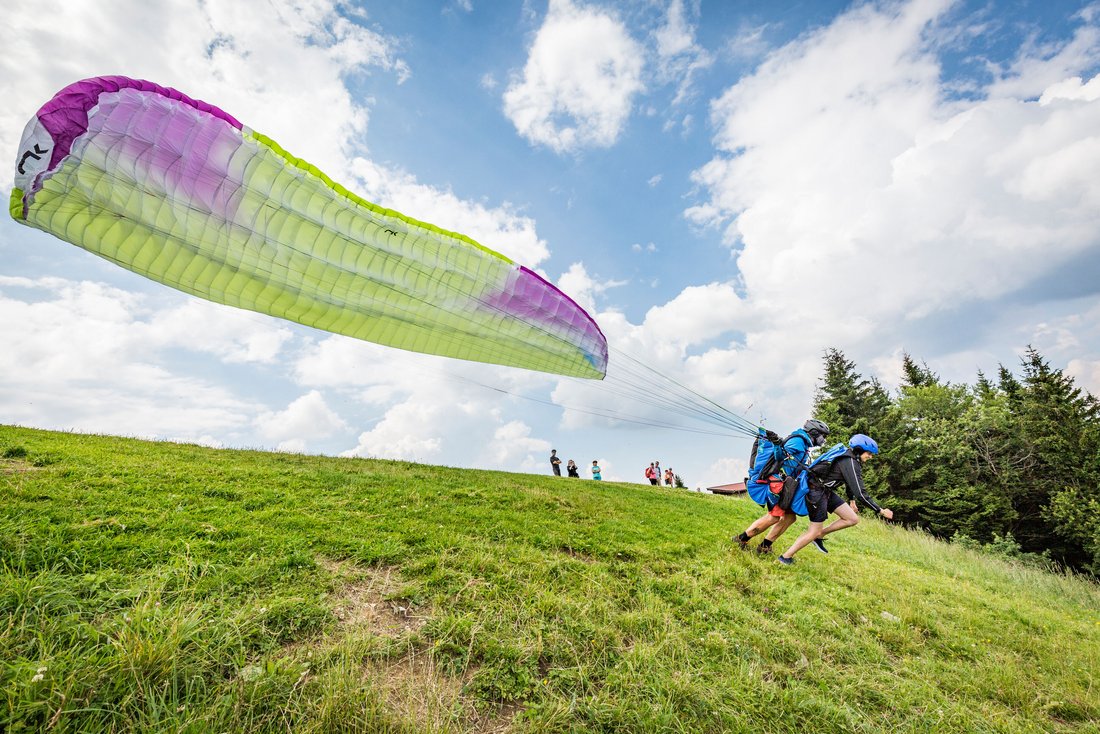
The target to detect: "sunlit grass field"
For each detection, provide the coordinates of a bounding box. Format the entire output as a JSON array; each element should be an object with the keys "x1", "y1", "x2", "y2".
[{"x1": 1, "y1": 424, "x2": 1097, "y2": 733}]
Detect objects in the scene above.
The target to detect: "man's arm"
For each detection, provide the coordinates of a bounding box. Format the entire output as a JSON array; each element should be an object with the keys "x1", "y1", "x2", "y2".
[{"x1": 838, "y1": 457, "x2": 884, "y2": 514}]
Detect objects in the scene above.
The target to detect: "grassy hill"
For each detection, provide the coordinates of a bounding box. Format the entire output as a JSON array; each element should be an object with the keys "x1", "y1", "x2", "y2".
[{"x1": 1, "y1": 424, "x2": 1097, "y2": 733}]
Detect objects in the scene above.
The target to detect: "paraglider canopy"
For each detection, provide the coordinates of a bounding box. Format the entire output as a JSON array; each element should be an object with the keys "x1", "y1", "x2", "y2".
[{"x1": 11, "y1": 76, "x2": 608, "y2": 380}]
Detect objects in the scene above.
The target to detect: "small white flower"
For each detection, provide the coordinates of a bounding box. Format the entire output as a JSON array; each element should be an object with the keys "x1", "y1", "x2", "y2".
[
  {"x1": 36, "y1": 666, "x2": 47, "y2": 673},
  {"x1": 31, "y1": 673, "x2": 44, "y2": 683}
]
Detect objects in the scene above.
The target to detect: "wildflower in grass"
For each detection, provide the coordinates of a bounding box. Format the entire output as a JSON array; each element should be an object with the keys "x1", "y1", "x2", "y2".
[{"x1": 31, "y1": 673, "x2": 44, "y2": 682}]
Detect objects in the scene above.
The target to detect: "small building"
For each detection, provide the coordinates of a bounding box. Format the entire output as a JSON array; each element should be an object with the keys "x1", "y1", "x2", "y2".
[{"x1": 707, "y1": 481, "x2": 746, "y2": 496}]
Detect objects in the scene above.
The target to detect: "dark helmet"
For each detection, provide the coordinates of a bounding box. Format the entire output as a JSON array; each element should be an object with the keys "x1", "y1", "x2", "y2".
[
  {"x1": 849, "y1": 434, "x2": 879, "y2": 455},
  {"x1": 803, "y1": 419, "x2": 830, "y2": 446}
]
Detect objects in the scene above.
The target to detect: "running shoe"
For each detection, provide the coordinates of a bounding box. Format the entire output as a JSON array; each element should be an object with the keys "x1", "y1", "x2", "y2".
[
  {"x1": 755, "y1": 544, "x2": 773, "y2": 555},
  {"x1": 812, "y1": 538, "x2": 829, "y2": 554},
  {"x1": 737, "y1": 536, "x2": 750, "y2": 551},
  {"x1": 776, "y1": 555, "x2": 794, "y2": 566}
]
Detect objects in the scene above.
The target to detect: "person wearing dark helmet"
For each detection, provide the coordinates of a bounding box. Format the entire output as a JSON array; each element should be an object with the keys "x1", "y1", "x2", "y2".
[
  {"x1": 777, "y1": 433, "x2": 894, "y2": 566},
  {"x1": 736, "y1": 419, "x2": 830, "y2": 554}
]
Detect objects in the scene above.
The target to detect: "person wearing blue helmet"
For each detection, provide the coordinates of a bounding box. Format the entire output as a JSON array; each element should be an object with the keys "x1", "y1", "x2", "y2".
[{"x1": 777, "y1": 433, "x2": 894, "y2": 566}]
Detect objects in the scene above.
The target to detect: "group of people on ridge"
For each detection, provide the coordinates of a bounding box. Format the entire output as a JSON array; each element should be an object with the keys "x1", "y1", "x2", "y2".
[
  {"x1": 645, "y1": 462, "x2": 675, "y2": 486},
  {"x1": 734, "y1": 419, "x2": 893, "y2": 566},
  {"x1": 550, "y1": 450, "x2": 600, "y2": 480}
]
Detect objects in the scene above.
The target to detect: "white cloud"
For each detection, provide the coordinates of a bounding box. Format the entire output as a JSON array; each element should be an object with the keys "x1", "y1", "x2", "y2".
[
  {"x1": 681, "y1": 0, "x2": 1100, "y2": 431},
  {"x1": 701, "y1": 456, "x2": 747, "y2": 491},
  {"x1": 1067, "y1": 358, "x2": 1100, "y2": 396},
  {"x1": 648, "y1": 174, "x2": 663, "y2": 187},
  {"x1": 653, "y1": 0, "x2": 714, "y2": 107},
  {"x1": 555, "y1": 261, "x2": 627, "y2": 314},
  {"x1": 488, "y1": 420, "x2": 552, "y2": 471},
  {"x1": 145, "y1": 300, "x2": 293, "y2": 364},
  {"x1": 502, "y1": 0, "x2": 645, "y2": 153},
  {"x1": 0, "y1": 0, "x2": 409, "y2": 183},
  {"x1": 725, "y1": 22, "x2": 773, "y2": 61},
  {"x1": 0, "y1": 277, "x2": 261, "y2": 439},
  {"x1": 641, "y1": 282, "x2": 746, "y2": 350},
  {"x1": 255, "y1": 390, "x2": 349, "y2": 449},
  {"x1": 986, "y1": 23, "x2": 1100, "y2": 100}
]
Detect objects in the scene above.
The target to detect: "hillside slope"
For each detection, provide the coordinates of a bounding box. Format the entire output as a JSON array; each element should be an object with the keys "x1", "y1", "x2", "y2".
[{"x1": 1, "y1": 425, "x2": 1097, "y2": 733}]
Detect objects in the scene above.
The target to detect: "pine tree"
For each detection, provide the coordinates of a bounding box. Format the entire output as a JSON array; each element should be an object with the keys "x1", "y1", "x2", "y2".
[
  {"x1": 1011, "y1": 347, "x2": 1100, "y2": 567},
  {"x1": 901, "y1": 353, "x2": 938, "y2": 388}
]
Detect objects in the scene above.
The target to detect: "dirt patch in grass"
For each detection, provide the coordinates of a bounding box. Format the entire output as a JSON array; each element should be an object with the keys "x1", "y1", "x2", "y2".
[
  {"x1": 1, "y1": 458, "x2": 39, "y2": 475},
  {"x1": 319, "y1": 557, "x2": 426, "y2": 639},
  {"x1": 320, "y1": 558, "x2": 521, "y2": 731}
]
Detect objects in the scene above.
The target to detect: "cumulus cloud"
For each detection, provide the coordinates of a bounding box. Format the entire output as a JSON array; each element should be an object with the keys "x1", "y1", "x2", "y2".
[
  {"x1": 0, "y1": 0, "x2": 408, "y2": 182},
  {"x1": 145, "y1": 300, "x2": 293, "y2": 364},
  {"x1": 255, "y1": 390, "x2": 349, "y2": 452},
  {"x1": 555, "y1": 261, "x2": 627, "y2": 314},
  {"x1": 681, "y1": 0, "x2": 1100, "y2": 428},
  {"x1": 293, "y1": 332, "x2": 563, "y2": 468},
  {"x1": 488, "y1": 420, "x2": 552, "y2": 472},
  {"x1": 0, "y1": 276, "x2": 262, "y2": 439},
  {"x1": 337, "y1": 378, "x2": 552, "y2": 468},
  {"x1": 502, "y1": 0, "x2": 645, "y2": 153}
]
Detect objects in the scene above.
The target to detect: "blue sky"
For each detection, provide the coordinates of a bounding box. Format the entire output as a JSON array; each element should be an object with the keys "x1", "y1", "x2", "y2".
[{"x1": 2, "y1": 0, "x2": 1099, "y2": 487}]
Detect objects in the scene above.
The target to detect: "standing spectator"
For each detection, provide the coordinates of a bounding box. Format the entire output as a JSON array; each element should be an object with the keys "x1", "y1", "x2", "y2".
[
  {"x1": 567, "y1": 459, "x2": 580, "y2": 478},
  {"x1": 664, "y1": 468, "x2": 674, "y2": 486},
  {"x1": 645, "y1": 463, "x2": 658, "y2": 485},
  {"x1": 654, "y1": 461, "x2": 662, "y2": 485},
  {"x1": 591, "y1": 461, "x2": 602, "y2": 480},
  {"x1": 550, "y1": 449, "x2": 562, "y2": 476}
]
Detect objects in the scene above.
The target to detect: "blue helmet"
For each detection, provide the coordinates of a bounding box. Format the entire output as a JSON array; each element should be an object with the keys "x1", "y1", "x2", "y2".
[{"x1": 849, "y1": 434, "x2": 879, "y2": 455}]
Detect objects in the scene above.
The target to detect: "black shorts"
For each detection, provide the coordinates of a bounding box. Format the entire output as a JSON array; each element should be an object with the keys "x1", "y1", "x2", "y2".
[{"x1": 807, "y1": 488, "x2": 846, "y2": 523}]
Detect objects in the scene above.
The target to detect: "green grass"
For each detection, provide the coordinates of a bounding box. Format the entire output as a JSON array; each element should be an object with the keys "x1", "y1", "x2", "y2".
[{"x1": 1, "y1": 424, "x2": 1097, "y2": 733}]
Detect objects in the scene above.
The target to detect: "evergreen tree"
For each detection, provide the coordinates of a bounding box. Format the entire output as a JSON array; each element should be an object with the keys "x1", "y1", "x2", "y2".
[
  {"x1": 901, "y1": 353, "x2": 938, "y2": 388},
  {"x1": 807, "y1": 347, "x2": 1100, "y2": 573},
  {"x1": 1010, "y1": 347, "x2": 1100, "y2": 567},
  {"x1": 813, "y1": 348, "x2": 863, "y2": 439}
]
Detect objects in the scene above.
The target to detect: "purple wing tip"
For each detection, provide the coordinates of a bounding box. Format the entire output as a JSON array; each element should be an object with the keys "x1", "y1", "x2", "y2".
[
  {"x1": 518, "y1": 266, "x2": 609, "y2": 376},
  {"x1": 36, "y1": 76, "x2": 243, "y2": 170}
]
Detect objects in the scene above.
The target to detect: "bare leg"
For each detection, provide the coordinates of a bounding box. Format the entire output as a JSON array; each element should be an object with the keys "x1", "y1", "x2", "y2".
[
  {"x1": 780, "y1": 521, "x2": 825, "y2": 559},
  {"x1": 820, "y1": 502, "x2": 859, "y2": 537},
  {"x1": 742, "y1": 512, "x2": 780, "y2": 538},
  {"x1": 763, "y1": 512, "x2": 797, "y2": 542}
]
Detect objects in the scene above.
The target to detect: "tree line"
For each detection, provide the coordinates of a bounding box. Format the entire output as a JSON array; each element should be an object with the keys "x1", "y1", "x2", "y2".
[{"x1": 812, "y1": 347, "x2": 1100, "y2": 574}]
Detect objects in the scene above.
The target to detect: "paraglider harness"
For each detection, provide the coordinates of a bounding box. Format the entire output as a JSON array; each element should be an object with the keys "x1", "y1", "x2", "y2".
[
  {"x1": 789, "y1": 443, "x2": 854, "y2": 516},
  {"x1": 745, "y1": 428, "x2": 814, "y2": 511}
]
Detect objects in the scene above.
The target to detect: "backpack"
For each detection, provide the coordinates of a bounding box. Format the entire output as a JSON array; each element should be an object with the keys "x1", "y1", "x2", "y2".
[
  {"x1": 787, "y1": 442, "x2": 851, "y2": 516},
  {"x1": 745, "y1": 428, "x2": 812, "y2": 507}
]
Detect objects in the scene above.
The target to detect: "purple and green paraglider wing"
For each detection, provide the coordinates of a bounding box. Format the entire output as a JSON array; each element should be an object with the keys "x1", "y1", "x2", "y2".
[{"x1": 11, "y1": 76, "x2": 607, "y2": 379}]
